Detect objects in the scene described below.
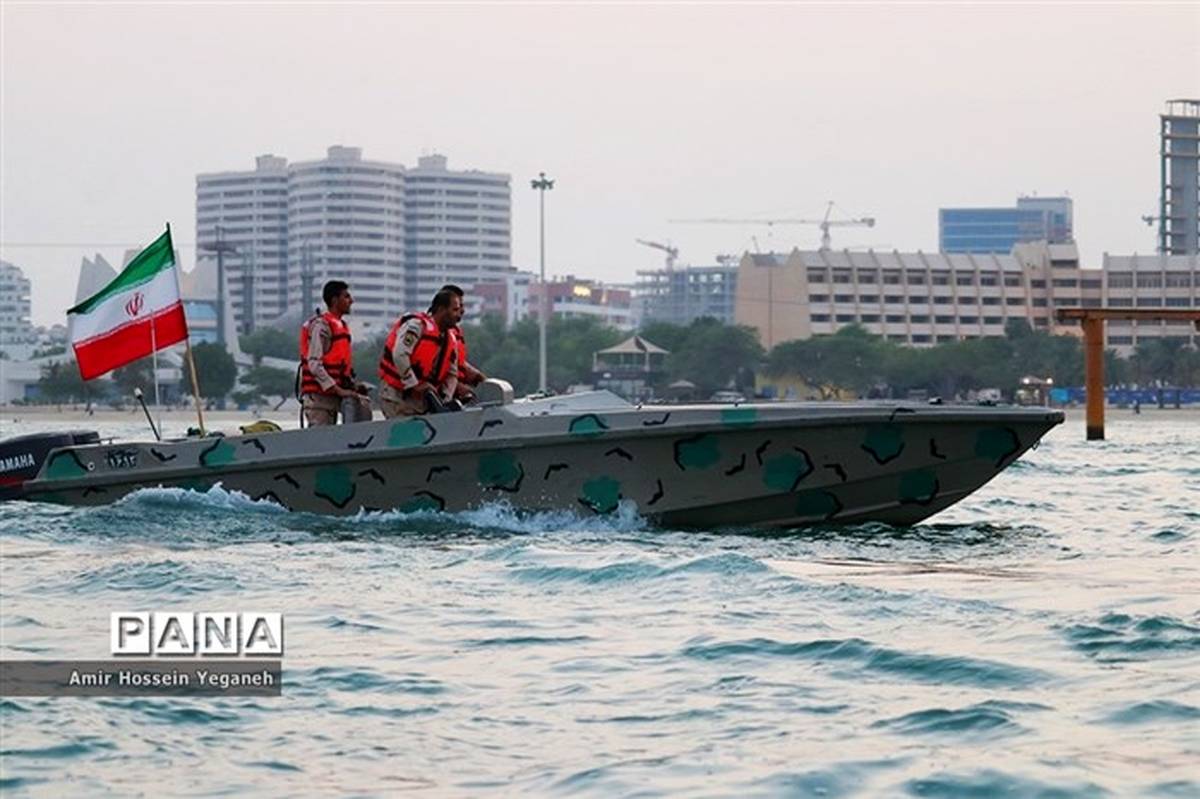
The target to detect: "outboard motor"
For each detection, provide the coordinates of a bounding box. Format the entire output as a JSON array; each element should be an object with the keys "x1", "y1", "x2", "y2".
[{"x1": 0, "y1": 430, "x2": 100, "y2": 501}]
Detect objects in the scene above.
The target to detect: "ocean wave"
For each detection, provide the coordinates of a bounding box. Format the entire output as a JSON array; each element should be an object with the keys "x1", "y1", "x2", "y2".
[
  {"x1": 1064, "y1": 613, "x2": 1200, "y2": 661},
  {"x1": 1101, "y1": 700, "x2": 1200, "y2": 725},
  {"x1": 242, "y1": 760, "x2": 304, "y2": 773},
  {"x1": 1148, "y1": 781, "x2": 1200, "y2": 797},
  {"x1": 48, "y1": 558, "x2": 243, "y2": 595},
  {"x1": 681, "y1": 637, "x2": 1049, "y2": 688},
  {"x1": 0, "y1": 777, "x2": 49, "y2": 791},
  {"x1": 332, "y1": 704, "x2": 441, "y2": 719},
  {"x1": 872, "y1": 700, "x2": 1045, "y2": 738},
  {"x1": 461, "y1": 634, "x2": 595, "y2": 648},
  {"x1": 116, "y1": 483, "x2": 288, "y2": 514},
  {"x1": 903, "y1": 769, "x2": 1108, "y2": 798},
  {"x1": 296, "y1": 667, "x2": 447, "y2": 696},
  {"x1": 96, "y1": 698, "x2": 242, "y2": 725},
  {"x1": 322, "y1": 615, "x2": 387, "y2": 632},
  {"x1": 1150, "y1": 529, "x2": 1189, "y2": 543},
  {"x1": 577, "y1": 707, "x2": 724, "y2": 725},
  {"x1": 507, "y1": 552, "x2": 768, "y2": 586},
  {"x1": 349, "y1": 499, "x2": 650, "y2": 537},
  {"x1": 0, "y1": 615, "x2": 46, "y2": 628},
  {"x1": 0, "y1": 738, "x2": 116, "y2": 760}
]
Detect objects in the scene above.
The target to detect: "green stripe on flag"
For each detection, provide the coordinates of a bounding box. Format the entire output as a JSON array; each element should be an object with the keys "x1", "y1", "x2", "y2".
[{"x1": 68, "y1": 228, "x2": 176, "y2": 316}]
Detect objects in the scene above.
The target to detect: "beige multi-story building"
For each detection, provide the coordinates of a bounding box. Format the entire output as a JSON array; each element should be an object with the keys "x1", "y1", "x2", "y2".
[
  {"x1": 735, "y1": 243, "x2": 1197, "y2": 356},
  {"x1": 1101, "y1": 253, "x2": 1199, "y2": 351}
]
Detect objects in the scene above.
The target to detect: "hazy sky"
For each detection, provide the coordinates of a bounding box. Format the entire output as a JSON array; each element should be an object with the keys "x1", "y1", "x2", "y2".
[{"x1": 2, "y1": 2, "x2": 1197, "y2": 326}]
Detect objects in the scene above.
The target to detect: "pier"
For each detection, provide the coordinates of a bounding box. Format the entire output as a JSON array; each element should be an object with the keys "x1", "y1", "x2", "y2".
[{"x1": 1056, "y1": 307, "x2": 1200, "y2": 440}]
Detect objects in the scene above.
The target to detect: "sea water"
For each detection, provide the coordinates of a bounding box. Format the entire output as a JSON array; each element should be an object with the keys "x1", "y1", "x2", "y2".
[{"x1": 0, "y1": 412, "x2": 1197, "y2": 797}]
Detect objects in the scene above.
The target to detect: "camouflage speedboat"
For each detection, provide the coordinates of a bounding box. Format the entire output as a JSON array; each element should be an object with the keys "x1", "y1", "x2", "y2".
[{"x1": 0, "y1": 383, "x2": 1062, "y2": 527}]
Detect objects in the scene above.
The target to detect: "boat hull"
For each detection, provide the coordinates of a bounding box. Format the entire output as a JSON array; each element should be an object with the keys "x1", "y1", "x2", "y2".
[{"x1": 13, "y1": 397, "x2": 1062, "y2": 528}]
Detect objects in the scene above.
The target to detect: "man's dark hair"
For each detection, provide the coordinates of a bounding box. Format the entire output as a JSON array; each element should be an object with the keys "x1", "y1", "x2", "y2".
[
  {"x1": 440, "y1": 284, "x2": 464, "y2": 298},
  {"x1": 323, "y1": 280, "x2": 349, "y2": 307},
  {"x1": 429, "y1": 288, "x2": 457, "y2": 313}
]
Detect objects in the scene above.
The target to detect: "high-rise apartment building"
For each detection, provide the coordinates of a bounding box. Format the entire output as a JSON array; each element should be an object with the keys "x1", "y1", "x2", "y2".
[
  {"x1": 195, "y1": 155, "x2": 289, "y2": 334},
  {"x1": 1155, "y1": 99, "x2": 1200, "y2": 255},
  {"x1": 285, "y1": 146, "x2": 407, "y2": 334},
  {"x1": 939, "y1": 196, "x2": 1073, "y2": 254},
  {"x1": 404, "y1": 154, "x2": 512, "y2": 310},
  {"x1": 734, "y1": 244, "x2": 1197, "y2": 356},
  {"x1": 0, "y1": 261, "x2": 34, "y2": 354},
  {"x1": 196, "y1": 147, "x2": 512, "y2": 339}
]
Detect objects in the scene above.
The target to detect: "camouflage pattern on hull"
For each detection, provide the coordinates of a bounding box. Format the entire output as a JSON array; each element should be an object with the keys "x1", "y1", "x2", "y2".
[{"x1": 19, "y1": 393, "x2": 1063, "y2": 528}]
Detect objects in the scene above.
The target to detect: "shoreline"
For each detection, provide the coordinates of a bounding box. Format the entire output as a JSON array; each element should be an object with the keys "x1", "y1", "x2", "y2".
[{"x1": 3, "y1": 403, "x2": 1197, "y2": 425}]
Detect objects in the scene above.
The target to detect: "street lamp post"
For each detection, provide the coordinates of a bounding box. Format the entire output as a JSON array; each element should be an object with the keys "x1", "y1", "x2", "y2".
[{"x1": 531, "y1": 172, "x2": 555, "y2": 393}]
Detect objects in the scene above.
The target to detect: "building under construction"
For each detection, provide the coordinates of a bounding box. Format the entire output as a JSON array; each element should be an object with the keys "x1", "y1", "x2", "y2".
[{"x1": 1156, "y1": 99, "x2": 1200, "y2": 255}]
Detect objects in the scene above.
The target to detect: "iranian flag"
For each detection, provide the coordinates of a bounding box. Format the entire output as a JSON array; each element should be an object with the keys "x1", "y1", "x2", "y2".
[{"x1": 68, "y1": 227, "x2": 189, "y2": 380}]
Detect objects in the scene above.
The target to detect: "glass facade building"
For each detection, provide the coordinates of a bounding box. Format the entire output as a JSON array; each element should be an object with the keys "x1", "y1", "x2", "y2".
[{"x1": 939, "y1": 196, "x2": 1073, "y2": 254}]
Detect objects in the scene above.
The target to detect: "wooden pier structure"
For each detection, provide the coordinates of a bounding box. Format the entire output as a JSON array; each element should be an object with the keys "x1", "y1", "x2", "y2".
[{"x1": 1055, "y1": 307, "x2": 1200, "y2": 440}]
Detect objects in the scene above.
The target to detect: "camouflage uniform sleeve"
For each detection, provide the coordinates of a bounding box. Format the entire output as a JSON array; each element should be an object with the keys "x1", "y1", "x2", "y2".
[
  {"x1": 306, "y1": 318, "x2": 336, "y2": 391},
  {"x1": 390, "y1": 318, "x2": 424, "y2": 391}
]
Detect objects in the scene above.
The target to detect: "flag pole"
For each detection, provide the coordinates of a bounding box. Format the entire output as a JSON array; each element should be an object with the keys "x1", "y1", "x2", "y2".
[
  {"x1": 150, "y1": 312, "x2": 161, "y2": 432},
  {"x1": 184, "y1": 337, "x2": 206, "y2": 435},
  {"x1": 167, "y1": 222, "x2": 206, "y2": 435}
]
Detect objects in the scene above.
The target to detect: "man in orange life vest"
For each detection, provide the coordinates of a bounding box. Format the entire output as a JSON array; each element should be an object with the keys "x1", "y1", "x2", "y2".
[
  {"x1": 299, "y1": 280, "x2": 371, "y2": 426},
  {"x1": 377, "y1": 288, "x2": 462, "y2": 418},
  {"x1": 439, "y1": 284, "x2": 487, "y2": 403}
]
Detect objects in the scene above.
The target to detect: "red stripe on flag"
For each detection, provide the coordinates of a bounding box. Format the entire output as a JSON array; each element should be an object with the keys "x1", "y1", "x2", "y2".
[{"x1": 72, "y1": 302, "x2": 190, "y2": 380}]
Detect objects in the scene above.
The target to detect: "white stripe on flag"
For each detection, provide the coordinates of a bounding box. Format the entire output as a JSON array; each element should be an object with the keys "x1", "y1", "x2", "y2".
[{"x1": 70, "y1": 264, "x2": 183, "y2": 345}]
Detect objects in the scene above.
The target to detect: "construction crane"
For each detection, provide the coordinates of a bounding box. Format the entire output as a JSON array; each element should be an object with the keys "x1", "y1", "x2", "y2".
[
  {"x1": 635, "y1": 238, "x2": 680, "y2": 270},
  {"x1": 670, "y1": 201, "x2": 875, "y2": 251}
]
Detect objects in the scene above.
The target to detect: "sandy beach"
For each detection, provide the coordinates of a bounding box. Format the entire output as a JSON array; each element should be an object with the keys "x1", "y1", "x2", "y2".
[{"x1": 0, "y1": 404, "x2": 303, "y2": 428}]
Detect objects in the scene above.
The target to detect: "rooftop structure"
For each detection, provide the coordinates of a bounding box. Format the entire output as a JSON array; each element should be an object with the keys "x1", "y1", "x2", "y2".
[{"x1": 939, "y1": 196, "x2": 1073, "y2": 254}]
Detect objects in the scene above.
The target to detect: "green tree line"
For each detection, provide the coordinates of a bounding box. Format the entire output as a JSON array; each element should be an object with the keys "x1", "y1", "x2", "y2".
[{"x1": 33, "y1": 317, "x2": 1200, "y2": 405}]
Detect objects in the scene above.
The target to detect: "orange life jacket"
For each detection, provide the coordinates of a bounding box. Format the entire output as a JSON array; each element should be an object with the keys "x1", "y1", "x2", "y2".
[
  {"x1": 379, "y1": 312, "x2": 458, "y2": 392},
  {"x1": 299, "y1": 312, "x2": 353, "y2": 395},
  {"x1": 455, "y1": 330, "x2": 484, "y2": 386}
]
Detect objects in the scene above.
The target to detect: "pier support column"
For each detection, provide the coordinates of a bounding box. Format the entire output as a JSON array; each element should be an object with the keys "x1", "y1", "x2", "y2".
[{"x1": 1082, "y1": 317, "x2": 1105, "y2": 441}]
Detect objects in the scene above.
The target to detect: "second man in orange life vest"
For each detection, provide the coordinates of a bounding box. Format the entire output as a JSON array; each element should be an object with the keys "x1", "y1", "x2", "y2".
[
  {"x1": 299, "y1": 280, "x2": 372, "y2": 426},
  {"x1": 438, "y1": 284, "x2": 488, "y2": 403},
  {"x1": 377, "y1": 288, "x2": 462, "y2": 417}
]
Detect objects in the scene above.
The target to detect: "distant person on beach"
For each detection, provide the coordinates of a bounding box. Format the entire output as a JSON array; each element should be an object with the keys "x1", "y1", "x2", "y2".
[
  {"x1": 439, "y1": 284, "x2": 488, "y2": 403},
  {"x1": 377, "y1": 288, "x2": 462, "y2": 417},
  {"x1": 298, "y1": 280, "x2": 371, "y2": 426}
]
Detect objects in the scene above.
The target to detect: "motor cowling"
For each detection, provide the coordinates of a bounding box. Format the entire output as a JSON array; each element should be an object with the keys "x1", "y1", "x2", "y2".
[{"x1": 0, "y1": 431, "x2": 100, "y2": 501}]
